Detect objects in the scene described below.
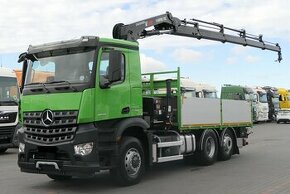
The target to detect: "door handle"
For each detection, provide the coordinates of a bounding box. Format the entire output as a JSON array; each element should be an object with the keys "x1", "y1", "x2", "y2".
[{"x1": 122, "y1": 107, "x2": 130, "y2": 114}]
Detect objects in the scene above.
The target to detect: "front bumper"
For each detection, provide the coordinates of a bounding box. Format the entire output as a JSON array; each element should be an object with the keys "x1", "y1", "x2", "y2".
[
  {"x1": 19, "y1": 159, "x2": 101, "y2": 176},
  {"x1": 256, "y1": 112, "x2": 268, "y2": 121},
  {"x1": 277, "y1": 118, "x2": 290, "y2": 123},
  {"x1": 18, "y1": 123, "x2": 115, "y2": 176},
  {"x1": 0, "y1": 124, "x2": 20, "y2": 149}
]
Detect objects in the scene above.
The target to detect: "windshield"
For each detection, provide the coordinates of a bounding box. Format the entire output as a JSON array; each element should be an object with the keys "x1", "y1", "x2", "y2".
[
  {"x1": 272, "y1": 97, "x2": 279, "y2": 108},
  {"x1": 204, "y1": 91, "x2": 217, "y2": 98},
  {"x1": 245, "y1": 93, "x2": 254, "y2": 101},
  {"x1": 258, "y1": 92, "x2": 268, "y2": 103},
  {"x1": 0, "y1": 77, "x2": 19, "y2": 106},
  {"x1": 182, "y1": 89, "x2": 196, "y2": 98},
  {"x1": 25, "y1": 50, "x2": 95, "y2": 85}
]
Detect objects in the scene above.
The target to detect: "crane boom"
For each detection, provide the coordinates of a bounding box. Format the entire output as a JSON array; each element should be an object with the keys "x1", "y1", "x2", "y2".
[{"x1": 113, "y1": 12, "x2": 282, "y2": 62}]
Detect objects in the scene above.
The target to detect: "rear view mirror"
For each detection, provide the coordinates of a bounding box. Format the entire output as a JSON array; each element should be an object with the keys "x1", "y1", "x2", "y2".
[
  {"x1": 20, "y1": 60, "x2": 28, "y2": 93},
  {"x1": 108, "y1": 50, "x2": 122, "y2": 83},
  {"x1": 18, "y1": 52, "x2": 27, "y2": 63}
]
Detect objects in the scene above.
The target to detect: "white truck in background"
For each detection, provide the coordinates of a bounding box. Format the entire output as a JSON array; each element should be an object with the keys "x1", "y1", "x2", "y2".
[
  {"x1": 252, "y1": 87, "x2": 269, "y2": 122},
  {"x1": 0, "y1": 67, "x2": 20, "y2": 153},
  {"x1": 180, "y1": 78, "x2": 217, "y2": 98}
]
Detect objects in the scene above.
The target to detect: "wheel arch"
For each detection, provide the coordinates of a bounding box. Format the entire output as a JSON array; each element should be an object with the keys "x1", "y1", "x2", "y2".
[
  {"x1": 114, "y1": 117, "x2": 149, "y2": 141},
  {"x1": 114, "y1": 117, "x2": 151, "y2": 166}
]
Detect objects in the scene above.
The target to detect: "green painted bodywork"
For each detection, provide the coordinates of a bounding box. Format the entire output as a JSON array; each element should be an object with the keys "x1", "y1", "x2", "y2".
[
  {"x1": 21, "y1": 90, "x2": 95, "y2": 123},
  {"x1": 21, "y1": 38, "x2": 142, "y2": 124},
  {"x1": 221, "y1": 85, "x2": 246, "y2": 100},
  {"x1": 94, "y1": 41, "x2": 142, "y2": 121}
]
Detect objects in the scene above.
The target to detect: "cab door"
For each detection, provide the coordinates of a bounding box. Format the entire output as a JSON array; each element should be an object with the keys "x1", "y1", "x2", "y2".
[{"x1": 94, "y1": 47, "x2": 131, "y2": 121}]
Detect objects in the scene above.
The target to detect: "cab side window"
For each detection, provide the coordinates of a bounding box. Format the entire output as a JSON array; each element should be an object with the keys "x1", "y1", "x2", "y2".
[{"x1": 99, "y1": 51, "x2": 125, "y2": 87}]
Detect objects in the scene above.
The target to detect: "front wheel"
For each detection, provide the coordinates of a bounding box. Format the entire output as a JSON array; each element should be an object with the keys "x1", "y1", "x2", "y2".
[
  {"x1": 197, "y1": 130, "x2": 218, "y2": 166},
  {"x1": 0, "y1": 148, "x2": 8, "y2": 154},
  {"x1": 111, "y1": 137, "x2": 145, "y2": 186}
]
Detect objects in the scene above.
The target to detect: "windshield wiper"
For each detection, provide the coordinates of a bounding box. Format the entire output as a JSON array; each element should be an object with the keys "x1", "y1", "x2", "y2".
[
  {"x1": 0, "y1": 100, "x2": 18, "y2": 106},
  {"x1": 46, "y1": 81, "x2": 78, "y2": 92},
  {"x1": 24, "y1": 82, "x2": 43, "y2": 86},
  {"x1": 25, "y1": 82, "x2": 50, "y2": 93}
]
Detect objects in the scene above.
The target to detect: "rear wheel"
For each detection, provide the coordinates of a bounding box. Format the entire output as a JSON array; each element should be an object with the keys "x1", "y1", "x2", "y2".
[
  {"x1": 47, "y1": 174, "x2": 72, "y2": 181},
  {"x1": 0, "y1": 148, "x2": 8, "y2": 154},
  {"x1": 111, "y1": 137, "x2": 145, "y2": 186},
  {"x1": 219, "y1": 129, "x2": 234, "y2": 161},
  {"x1": 197, "y1": 130, "x2": 218, "y2": 165}
]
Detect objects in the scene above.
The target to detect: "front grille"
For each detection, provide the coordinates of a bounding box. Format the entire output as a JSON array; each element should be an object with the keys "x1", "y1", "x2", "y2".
[
  {"x1": 0, "y1": 126, "x2": 14, "y2": 138},
  {"x1": 0, "y1": 112, "x2": 17, "y2": 124},
  {"x1": 23, "y1": 110, "x2": 78, "y2": 144},
  {"x1": 28, "y1": 148, "x2": 70, "y2": 161}
]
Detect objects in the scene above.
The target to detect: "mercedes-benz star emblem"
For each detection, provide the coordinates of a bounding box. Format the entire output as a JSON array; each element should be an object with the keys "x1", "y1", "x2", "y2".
[{"x1": 41, "y1": 110, "x2": 54, "y2": 126}]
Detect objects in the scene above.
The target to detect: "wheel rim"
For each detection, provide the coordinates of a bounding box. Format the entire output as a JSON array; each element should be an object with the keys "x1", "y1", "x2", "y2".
[
  {"x1": 205, "y1": 136, "x2": 215, "y2": 158},
  {"x1": 124, "y1": 148, "x2": 141, "y2": 177},
  {"x1": 223, "y1": 133, "x2": 233, "y2": 154}
]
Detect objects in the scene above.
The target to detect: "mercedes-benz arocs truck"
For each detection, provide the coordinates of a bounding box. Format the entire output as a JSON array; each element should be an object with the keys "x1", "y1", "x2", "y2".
[
  {"x1": 17, "y1": 12, "x2": 282, "y2": 185},
  {"x1": 0, "y1": 67, "x2": 20, "y2": 153}
]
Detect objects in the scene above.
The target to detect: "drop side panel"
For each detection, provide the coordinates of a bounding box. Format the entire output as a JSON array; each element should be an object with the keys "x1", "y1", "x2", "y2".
[
  {"x1": 181, "y1": 98, "x2": 221, "y2": 127},
  {"x1": 222, "y1": 99, "x2": 252, "y2": 124}
]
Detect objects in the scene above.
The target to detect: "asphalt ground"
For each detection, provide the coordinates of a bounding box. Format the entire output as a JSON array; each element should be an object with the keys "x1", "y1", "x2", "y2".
[{"x1": 1, "y1": 123, "x2": 290, "y2": 194}]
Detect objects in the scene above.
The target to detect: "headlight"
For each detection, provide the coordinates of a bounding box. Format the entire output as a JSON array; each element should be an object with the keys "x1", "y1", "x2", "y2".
[
  {"x1": 19, "y1": 143, "x2": 25, "y2": 153},
  {"x1": 74, "y1": 142, "x2": 93, "y2": 156}
]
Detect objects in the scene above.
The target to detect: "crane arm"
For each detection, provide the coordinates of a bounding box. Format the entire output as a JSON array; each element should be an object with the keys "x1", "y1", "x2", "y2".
[{"x1": 113, "y1": 12, "x2": 282, "y2": 62}]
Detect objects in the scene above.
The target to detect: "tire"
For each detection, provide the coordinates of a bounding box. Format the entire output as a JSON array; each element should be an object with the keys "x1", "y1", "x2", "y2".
[
  {"x1": 0, "y1": 148, "x2": 8, "y2": 154},
  {"x1": 277, "y1": 120, "x2": 280, "y2": 124},
  {"x1": 111, "y1": 137, "x2": 145, "y2": 186},
  {"x1": 47, "y1": 174, "x2": 72, "y2": 181},
  {"x1": 218, "y1": 129, "x2": 234, "y2": 161},
  {"x1": 197, "y1": 130, "x2": 218, "y2": 166}
]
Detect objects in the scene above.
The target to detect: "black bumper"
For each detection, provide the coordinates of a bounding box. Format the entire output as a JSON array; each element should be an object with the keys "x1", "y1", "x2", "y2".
[
  {"x1": 19, "y1": 160, "x2": 101, "y2": 176},
  {"x1": 0, "y1": 124, "x2": 20, "y2": 149},
  {"x1": 277, "y1": 119, "x2": 290, "y2": 123},
  {"x1": 18, "y1": 123, "x2": 116, "y2": 176}
]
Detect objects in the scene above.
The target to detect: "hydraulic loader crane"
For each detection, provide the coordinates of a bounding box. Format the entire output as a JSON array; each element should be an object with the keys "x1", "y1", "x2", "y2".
[{"x1": 113, "y1": 11, "x2": 282, "y2": 62}]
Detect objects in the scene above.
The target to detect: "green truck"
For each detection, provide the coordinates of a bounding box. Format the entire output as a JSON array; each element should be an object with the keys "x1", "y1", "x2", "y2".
[
  {"x1": 221, "y1": 85, "x2": 257, "y2": 122},
  {"x1": 17, "y1": 12, "x2": 281, "y2": 185}
]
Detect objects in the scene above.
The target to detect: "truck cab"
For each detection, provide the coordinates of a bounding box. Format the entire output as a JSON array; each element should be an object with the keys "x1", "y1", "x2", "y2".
[
  {"x1": 252, "y1": 87, "x2": 269, "y2": 122},
  {"x1": 221, "y1": 85, "x2": 257, "y2": 122},
  {"x1": 278, "y1": 88, "x2": 290, "y2": 109},
  {"x1": 0, "y1": 67, "x2": 20, "y2": 153},
  {"x1": 181, "y1": 79, "x2": 217, "y2": 99}
]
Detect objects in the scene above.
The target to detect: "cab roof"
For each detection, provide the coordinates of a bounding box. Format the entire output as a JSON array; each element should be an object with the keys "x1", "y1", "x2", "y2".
[{"x1": 27, "y1": 36, "x2": 139, "y2": 54}]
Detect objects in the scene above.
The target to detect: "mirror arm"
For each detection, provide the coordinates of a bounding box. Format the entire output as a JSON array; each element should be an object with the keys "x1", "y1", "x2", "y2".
[{"x1": 100, "y1": 80, "x2": 111, "y2": 89}]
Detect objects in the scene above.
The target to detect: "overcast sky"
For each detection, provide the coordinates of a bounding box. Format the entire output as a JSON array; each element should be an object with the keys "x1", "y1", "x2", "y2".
[{"x1": 0, "y1": 0, "x2": 289, "y2": 91}]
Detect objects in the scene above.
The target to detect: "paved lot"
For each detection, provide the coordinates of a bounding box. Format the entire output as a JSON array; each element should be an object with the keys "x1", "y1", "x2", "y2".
[{"x1": 1, "y1": 123, "x2": 290, "y2": 194}]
